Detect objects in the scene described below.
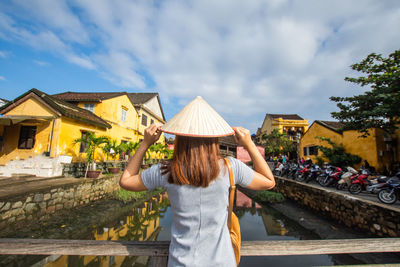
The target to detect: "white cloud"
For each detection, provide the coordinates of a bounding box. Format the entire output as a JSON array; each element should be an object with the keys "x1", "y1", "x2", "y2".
[
  {"x1": 0, "y1": 12, "x2": 95, "y2": 70},
  {"x1": 0, "y1": 75, "x2": 6, "y2": 81},
  {"x1": 1, "y1": 0, "x2": 400, "y2": 132},
  {"x1": 11, "y1": 0, "x2": 90, "y2": 44},
  {"x1": 33, "y1": 60, "x2": 50, "y2": 66},
  {"x1": 0, "y1": 50, "x2": 8, "y2": 58}
]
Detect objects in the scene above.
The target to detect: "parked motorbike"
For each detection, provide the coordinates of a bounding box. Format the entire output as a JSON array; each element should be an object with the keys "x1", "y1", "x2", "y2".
[
  {"x1": 295, "y1": 164, "x2": 310, "y2": 182},
  {"x1": 348, "y1": 169, "x2": 371, "y2": 194},
  {"x1": 288, "y1": 163, "x2": 301, "y2": 180},
  {"x1": 377, "y1": 172, "x2": 400, "y2": 204},
  {"x1": 377, "y1": 177, "x2": 400, "y2": 204},
  {"x1": 318, "y1": 166, "x2": 343, "y2": 187},
  {"x1": 280, "y1": 163, "x2": 290, "y2": 177},
  {"x1": 336, "y1": 166, "x2": 358, "y2": 190},
  {"x1": 304, "y1": 164, "x2": 322, "y2": 183},
  {"x1": 273, "y1": 162, "x2": 284, "y2": 176},
  {"x1": 366, "y1": 176, "x2": 389, "y2": 194}
]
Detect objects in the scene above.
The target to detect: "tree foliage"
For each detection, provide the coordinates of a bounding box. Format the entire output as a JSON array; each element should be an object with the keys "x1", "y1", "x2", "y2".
[
  {"x1": 330, "y1": 50, "x2": 400, "y2": 137},
  {"x1": 102, "y1": 138, "x2": 122, "y2": 161},
  {"x1": 316, "y1": 136, "x2": 361, "y2": 168},
  {"x1": 73, "y1": 132, "x2": 108, "y2": 165},
  {"x1": 261, "y1": 128, "x2": 294, "y2": 156}
]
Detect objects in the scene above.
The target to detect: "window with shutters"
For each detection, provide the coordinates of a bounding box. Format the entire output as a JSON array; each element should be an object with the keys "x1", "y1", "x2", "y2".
[
  {"x1": 121, "y1": 108, "x2": 127, "y2": 122},
  {"x1": 84, "y1": 103, "x2": 95, "y2": 113},
  {"x1": 18, "y1": 126, "x2": 37, "y2": 149},
  {"x1": 150, "y1": 119, "x2": 154, "y2": 125},
  {"x1": 142, "y1": 114, "x2": 148, "y2": 126},
  {"x1": 304, "y1": 146, "x2": 319, "y2": 156},
  {"x1": 79, "y1": 131, "x2": 89, "y2": 153}
]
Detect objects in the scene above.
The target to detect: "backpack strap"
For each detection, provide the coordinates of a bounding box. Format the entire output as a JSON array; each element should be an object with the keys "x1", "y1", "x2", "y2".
[{"x1": 224, "y1": 158, "x2": 235, "y2": 230}]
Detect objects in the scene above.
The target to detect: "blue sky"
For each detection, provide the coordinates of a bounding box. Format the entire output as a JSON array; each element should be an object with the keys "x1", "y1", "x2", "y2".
[{"x1": 1, "y1": 0, "x2": 400, "y2": 133}]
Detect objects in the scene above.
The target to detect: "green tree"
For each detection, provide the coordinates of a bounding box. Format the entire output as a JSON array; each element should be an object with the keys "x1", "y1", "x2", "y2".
[
  {"x1": 330, "y1": 50, "x2": 400, "y2": 137},
  {"x1": 119, "y1": 141, "x2": 140, "y2": 159},
  {"x1": 73, "y1": 132, "x2": 109, "y2": 175},
  {"x1": 315, "y1": 136, "x2": 361, "y2": 168},
  {"x1": 261, "y1": 129, "x2": 295, "y2": 156},
  {"x1": 102, "y1": 138, "x2": 121, "y2": 160}
]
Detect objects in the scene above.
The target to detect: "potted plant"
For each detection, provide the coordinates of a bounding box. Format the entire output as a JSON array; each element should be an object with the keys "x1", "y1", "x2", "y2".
[
  {"x1": 74, "y1": 132, "x2": 108, "y2": 178},
  {"x1": 103, "y1": 138, "x2": 122, "y2": 174},
  {"x1": 120, "y1": 141, "x2": 140, "y2": 160},
  {"x1": 142, "y1": 143, "x2": 172, "y2": 168}
]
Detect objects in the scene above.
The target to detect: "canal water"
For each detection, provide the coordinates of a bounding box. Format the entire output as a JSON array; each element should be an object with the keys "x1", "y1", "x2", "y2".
[{"x1": 2, "y1": 191, "x2": 400, "y2": 266}]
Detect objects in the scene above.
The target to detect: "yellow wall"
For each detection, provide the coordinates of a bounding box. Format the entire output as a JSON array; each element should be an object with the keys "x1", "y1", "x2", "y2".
[
  {"x1": 57, "y1": 117, "x2": 106, "y2": 162},
  {"x1": 77, "y1": 95, "x2": 141, "y2": 143},
  {"x1": 395, "y1": 127, "x2": 400, "y2": 164},
  {"x1": 137, "y1": 109, "x2": 166, "y2": 144},
  {"x1": 299, "y1": 123, "x2": 391, "y2": 171},
  {"x1": 299, "y1": 122, "x2": 342, "y2": 163},
  {"x1": 5, "y1": 97, "x2": 55, "y2": 116},
  {"x1": 342, "y1": 129, "x2": 380, "y2": 170},
  {"x1": 0, "y1": 98, "x2": 56, "y2": 165},
  {"x1": 0, "y1": 121, "x2": 53, "y2": 165},
  {"x1": 1, "y1": 93, "x2": 167, "y2": 165},
  {"x1": 257, "y1": 116, "x2": 308, "y2": 143}
]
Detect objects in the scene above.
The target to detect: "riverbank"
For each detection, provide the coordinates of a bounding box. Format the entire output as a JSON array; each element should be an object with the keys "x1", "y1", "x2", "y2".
[
  {"x1": 0, "y1": 174, "x2": 122, "y2": 231},
  {"x1": 239, "y1": 187, "x2": 400, "y2": 265},
  {"x1": 0, "y1": 188, "x2": 166, "y2": 266}
]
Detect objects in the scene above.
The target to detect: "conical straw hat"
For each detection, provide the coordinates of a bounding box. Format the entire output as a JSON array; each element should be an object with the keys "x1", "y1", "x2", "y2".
[{"x1": 161, "y1": 96, "x2": 234, "y2": 137}]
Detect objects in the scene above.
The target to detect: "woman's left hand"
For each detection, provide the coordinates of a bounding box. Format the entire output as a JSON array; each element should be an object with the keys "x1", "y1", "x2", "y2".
[{"x1": 144, "y1": 124, "x2": 162, "y2": 146}]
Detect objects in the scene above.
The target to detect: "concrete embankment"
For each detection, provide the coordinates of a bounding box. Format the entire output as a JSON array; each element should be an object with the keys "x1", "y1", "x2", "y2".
[
  {"x1": 268, "y1": 176, "x2": 400, "y2": 237},
  {"x1": 0, "y1": 174, "x2": 120, "y2": 231}
]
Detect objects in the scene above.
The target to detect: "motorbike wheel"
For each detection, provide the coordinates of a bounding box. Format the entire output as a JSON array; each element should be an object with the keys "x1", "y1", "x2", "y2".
[
  {"x1": 349, "y1": 184, "x2": 362, "y2": 194},
  {"x1": 317, "y1": 175, "x2": 326, "y2": 186},
  {"x1": 378, "y1": 189, "x2": 397, "y2": 204},
  {"x1": 296, "y1": 173, "x2": 306, "y2": 182},
  {"x1": 336, "y1": 183, "x2": 347, "y2": 190},
  {"x1": 321, "y1": 177, "x2": 331, "y2": 187}
]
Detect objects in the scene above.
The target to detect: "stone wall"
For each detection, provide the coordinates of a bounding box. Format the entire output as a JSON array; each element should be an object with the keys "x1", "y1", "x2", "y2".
[
  {"x1": 0, "y1": 175, "x2": 120, "y2": 231},
  {"x1": 274, "y1": 176, "x2": 400, "y2": 237}
]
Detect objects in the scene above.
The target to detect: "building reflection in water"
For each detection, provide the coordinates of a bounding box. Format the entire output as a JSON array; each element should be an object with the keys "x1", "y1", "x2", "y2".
[
  {"x1": 36, "y1": 194, "x2": 169, "y2": 267},
  {"x1": 235, "y1": 190, "x2": 289, "y2": 236}
]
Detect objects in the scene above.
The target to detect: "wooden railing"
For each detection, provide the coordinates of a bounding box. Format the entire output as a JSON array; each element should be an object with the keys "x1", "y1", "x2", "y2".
[{"x1": 1, "y1": 238, "x2": 400, "y2": 266}]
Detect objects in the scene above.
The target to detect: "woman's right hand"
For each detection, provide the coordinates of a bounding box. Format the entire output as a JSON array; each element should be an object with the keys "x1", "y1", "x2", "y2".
[
  {"x1": 232, "y1": 127, "x2": 253, "y2": 148},
  {"x1": 143, "y1": 124, "x2": 162, "y2": 147}
]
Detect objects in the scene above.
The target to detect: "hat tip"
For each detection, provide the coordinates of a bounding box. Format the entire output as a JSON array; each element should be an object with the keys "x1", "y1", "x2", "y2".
[{"x1": 196, "y1": 96, "x2": 203, "y2": 99}]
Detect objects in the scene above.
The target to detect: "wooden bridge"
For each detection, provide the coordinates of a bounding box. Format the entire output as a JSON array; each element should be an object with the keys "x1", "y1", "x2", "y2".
[{"x1": 1, "y1": 238, "x2": 400, "y2": 266}]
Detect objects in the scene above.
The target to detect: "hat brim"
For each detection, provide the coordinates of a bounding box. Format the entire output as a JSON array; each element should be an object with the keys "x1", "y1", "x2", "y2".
[{"x1": 161, "y1": 128, "x2": 235, "y2": 137}]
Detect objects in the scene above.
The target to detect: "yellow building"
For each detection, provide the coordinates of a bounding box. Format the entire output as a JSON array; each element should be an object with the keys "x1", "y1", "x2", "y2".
[
  {"x1": 0, "y1": 88, "x2": 166, "y2": 165},
  {"x1": 126, "y1": 93, "x2": 166, "y2": 141},
  {"x1": 256, "y1": 114, "x2": 309, "y2": 143},
  {"x1": 300, "y1": 120, "x2": 399, "y2": 172}
]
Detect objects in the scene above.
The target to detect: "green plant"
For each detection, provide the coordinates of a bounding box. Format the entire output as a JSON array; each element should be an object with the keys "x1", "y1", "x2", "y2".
[
  {"x1": 119, "y1": 141, "x2": 140, "y2": 160},
  {"x1": 113, "y1": 189, "x2": 147, "y2": 202},
  {"x1": 102, "y1": 138, "x2": 122, "y2": 166},
  {"x1": 253, "y1": 191, "x2": 285, "y2": 203},
  {"x1": 315, "y1": 136, "x2": 362, "y2": 168},
  {"x1": 73, "y1": 132, "x2": 109, "y2": 175},
  {"x1": 145, "y1": 143, "x2": 172, "y2": 163},
  {"x1": 113, "y1": 188, "x2": 164, "y2": 203},
  {"x1": 315, "y1": 156, "x2": 325, "y2": 167}
]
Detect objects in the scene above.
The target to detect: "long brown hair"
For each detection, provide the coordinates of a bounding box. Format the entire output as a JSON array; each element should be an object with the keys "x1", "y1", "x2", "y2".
[{"x1": 162, "y1": 136, "x2": 222, "y2": 187}]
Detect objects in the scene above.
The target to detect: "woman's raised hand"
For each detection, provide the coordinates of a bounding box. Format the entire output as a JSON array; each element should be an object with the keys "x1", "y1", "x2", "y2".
[
  {"x1": 144, "y1": 124, "x2": 162, "y2": 146},
  {"x1": 232, "y1": 127, "x2": 253, "y2": 148}
]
